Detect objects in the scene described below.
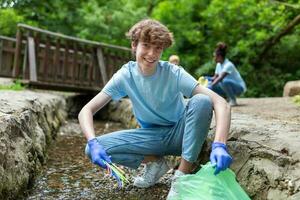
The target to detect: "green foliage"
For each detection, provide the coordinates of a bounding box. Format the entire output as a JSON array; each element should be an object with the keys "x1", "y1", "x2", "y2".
[
  {"x1": 267, "y1": 28, "x2": 300, "y2": 74},
  {"x1": 293, "y1": 95, "x2": 300, "y2": 106},
  {"x1": 0, "y1": 80, "x2": 25, "y2": 91},
  {"x1": 1, "y1": 0, "x2": 300, "y2": 97},
  {"x1": 153, "y1": 0, "x2": 300, "y2": 97},
  {"x1": 244, "y1": 66, "x2": 293, "y2": 97},
  {"x1": 75, "y1": 0, "x2": 148, "y2": 46},
  {"x1": 4, "y1": 0, "x2": 84, "y2": 36},
  {"x1": 195, "y1": 60, "x2": 215, "y2": 77},
  {"x1": 0, "y1": 8, "x2": 24, "y2": 36},
  {"x1": 152, "y1": 0, "x2": 209, "y2": 72}
]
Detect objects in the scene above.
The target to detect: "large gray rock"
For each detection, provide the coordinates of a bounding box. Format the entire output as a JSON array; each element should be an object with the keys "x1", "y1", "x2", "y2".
[
  {"x1": 283, "y1": 80, "x2": 300, "y2": 97},
  {"x1": 107, "y1": 98, "x2": 300, "y2": 200},
  {"x1": 108, "y1": 99, "x2": 139, "y2": 128},
  {"x1": 0, "y1": 90, "x2": 67, "y2": 200}
]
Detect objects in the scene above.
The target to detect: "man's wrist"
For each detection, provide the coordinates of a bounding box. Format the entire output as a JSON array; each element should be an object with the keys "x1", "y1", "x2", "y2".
[
  {"x1": 212, "y1": 142, "x2": 228, "y2": 150},
  {"x1": 213, "y1": 136, "x2": 227, "y2": 144},
  {"x1": 88, "y1": 137, "x2": 98, "y2": 145},
  {"x1": 87, "y1": 136, "x2": 96, "y2": 142}
]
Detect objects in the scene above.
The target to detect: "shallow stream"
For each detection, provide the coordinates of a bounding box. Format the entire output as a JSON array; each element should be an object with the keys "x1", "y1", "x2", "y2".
[{"x1": 25, "y1": 120, "x2": 169, "y2": 200}]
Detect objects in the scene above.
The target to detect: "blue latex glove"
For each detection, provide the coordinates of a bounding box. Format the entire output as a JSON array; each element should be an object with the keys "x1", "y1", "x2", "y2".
[
  {"x1": 210, "y1": 142, "x2": 232, "y2": 175},
  {"x1": 88, "y1": 138, "x2": 111, "y2": 169}
]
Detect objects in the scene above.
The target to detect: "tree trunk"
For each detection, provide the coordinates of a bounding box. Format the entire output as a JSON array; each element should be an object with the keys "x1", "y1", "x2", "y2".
[{"x1": 254, "y1": 14, "x2": 300, "y2": 66}]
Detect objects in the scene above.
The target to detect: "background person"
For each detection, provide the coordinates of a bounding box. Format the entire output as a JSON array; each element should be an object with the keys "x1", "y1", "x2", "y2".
[
  {"x1": 207, "y1": 42, "x2": 247, "y2": 106},
  {"x1": 169, "y1": 54, "x2": 180, "y2": 65}
]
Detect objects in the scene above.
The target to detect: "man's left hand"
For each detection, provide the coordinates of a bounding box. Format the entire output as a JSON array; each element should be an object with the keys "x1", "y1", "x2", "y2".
[{"x1": 210, "y1": 142, "x2": 233, "y2": 175}]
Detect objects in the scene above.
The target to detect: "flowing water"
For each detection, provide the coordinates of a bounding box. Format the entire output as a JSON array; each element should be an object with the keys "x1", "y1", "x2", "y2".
[{"x1": 25, "y1": 120, "x2": 169, "y2": 200}]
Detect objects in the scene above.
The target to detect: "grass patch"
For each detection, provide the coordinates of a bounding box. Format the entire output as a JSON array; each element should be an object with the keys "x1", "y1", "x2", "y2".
[
  {"x1": 293, "y1": 95, "x2": 300, "y2": 106},
  {"x1": 0, "y1": 80, "x2": 25, "y2": 91}
]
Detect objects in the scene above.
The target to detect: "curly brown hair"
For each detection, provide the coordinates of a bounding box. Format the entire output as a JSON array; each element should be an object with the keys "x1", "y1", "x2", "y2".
[{"x1": 126, "y1": 19, "x2": 174, "y2": 49}]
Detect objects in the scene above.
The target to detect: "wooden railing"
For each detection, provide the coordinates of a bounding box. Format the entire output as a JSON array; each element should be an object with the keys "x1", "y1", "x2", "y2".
[
  {"x1": 0, "y1": 36, "x2": 17, "y2": 77},
  {"x1": 8, "y1": 24, "x2": 132, "y2": 92}
]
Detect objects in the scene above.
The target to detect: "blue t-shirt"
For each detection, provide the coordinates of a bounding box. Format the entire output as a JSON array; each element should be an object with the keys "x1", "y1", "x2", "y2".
[
  {"x1": 215, "y1": 58, "x2": 247, "y2": 92},
  {"x1": 102, "y1": 61, "x2": 198, "y2": 128}
]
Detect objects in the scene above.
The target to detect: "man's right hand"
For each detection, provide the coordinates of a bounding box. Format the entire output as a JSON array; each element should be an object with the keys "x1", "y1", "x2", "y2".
[{"x1": 88, "y1": 138, "x2": 111, "y2": 168}]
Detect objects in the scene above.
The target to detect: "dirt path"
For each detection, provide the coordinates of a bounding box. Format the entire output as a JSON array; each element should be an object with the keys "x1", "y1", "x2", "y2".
[{"x1": 233, "y1": 97, "x2": 300, "y2": 124}]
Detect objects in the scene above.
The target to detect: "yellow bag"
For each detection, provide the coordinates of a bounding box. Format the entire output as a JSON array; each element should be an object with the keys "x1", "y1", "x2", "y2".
[{"x1": 198, "y1": 76, "x2": 208, "y2": 87}]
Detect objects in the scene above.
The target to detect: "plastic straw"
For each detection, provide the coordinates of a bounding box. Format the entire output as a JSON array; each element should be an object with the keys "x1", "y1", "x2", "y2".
[{"x1": 102, "y1": 160, "x2": 129, "y2": 188}]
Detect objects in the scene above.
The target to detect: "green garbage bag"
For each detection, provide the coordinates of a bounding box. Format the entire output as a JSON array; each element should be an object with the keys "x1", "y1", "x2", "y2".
[{"x1": 171, "y1": 162, "x2": 251, "y2": 200}]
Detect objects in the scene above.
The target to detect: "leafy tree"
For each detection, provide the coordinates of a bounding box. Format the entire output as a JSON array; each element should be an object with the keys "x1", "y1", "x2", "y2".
[
  {"x1": 0, "y1": 8, "x2": 24, "y2": 36},
  {"x1": 1, "y1": 0, "x2": 299, "y2": 96},
  {"x1": 153, "y1": 0, "x2": 300, "y2": 96},
  {"x1": 75, "y1": 0, "x2": 149, "y2": 46},
  {"x1": 2, "y1": 0, "x2": 84, "y2": 36},
  {"x1": 152, "y1": 0, "x2": 210, "y2": 72},
  {"x1": 200, "y1": 0, "x2": 300, "y2": 96}
]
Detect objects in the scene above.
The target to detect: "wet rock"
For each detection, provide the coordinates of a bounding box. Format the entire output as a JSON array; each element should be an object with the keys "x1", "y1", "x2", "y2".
[
  {"x1": 108, "y1": 99, "x2": 139, "y2": 128},
  {"x1": 283, "y1": 80, "x2": 300, "y2": 97},
  {"x1": 0, "y1": 90, "x2": 68, "y2": 199}
]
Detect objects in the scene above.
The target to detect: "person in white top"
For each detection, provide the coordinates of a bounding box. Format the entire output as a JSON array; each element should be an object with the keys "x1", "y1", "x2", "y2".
[{"x1": 207, "y1": 42, "x2": 247, "y2": 106}]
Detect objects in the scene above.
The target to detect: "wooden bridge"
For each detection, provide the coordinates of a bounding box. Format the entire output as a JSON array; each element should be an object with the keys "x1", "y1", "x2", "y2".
[{"x1": 0, "y1": 24, "x2": 132, "y2": 92}]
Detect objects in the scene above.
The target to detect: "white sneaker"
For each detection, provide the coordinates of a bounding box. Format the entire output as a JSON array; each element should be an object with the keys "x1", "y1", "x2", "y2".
[
  {"x1": 167, "y1": 170, "x2": 186, "y2": 200},
  {"x1": 133, "y1": 158, "x2": 169, "y2": 188},
  {"x1": 229, "y1": 99, "x2": 237, "y2": 106}
]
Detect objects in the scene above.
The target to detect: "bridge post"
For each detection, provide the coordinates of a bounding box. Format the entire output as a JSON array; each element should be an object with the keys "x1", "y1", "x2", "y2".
[
  {"x1": 12, "y1": 28, "x2": 22, "y2": 77},
  {"x1": 22, "y1": 41, "x2": 28, "y2": 79},
  {"x1": 28, "y1": 37, "x2": 37, "y2": 82},
  {"x1": 97, "y1": 47, "x2": 108, "y2": 85}
]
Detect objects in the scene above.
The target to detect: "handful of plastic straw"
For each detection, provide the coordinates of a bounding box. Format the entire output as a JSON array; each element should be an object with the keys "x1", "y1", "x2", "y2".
[{"x1": 102, "y1": 160, "x2": 129, "y2": 188}]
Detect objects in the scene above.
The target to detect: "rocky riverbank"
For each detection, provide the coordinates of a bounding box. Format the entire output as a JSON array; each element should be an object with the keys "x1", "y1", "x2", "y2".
[{"x1": 0, "y1": 90, "x2": 69, "y2": 199}]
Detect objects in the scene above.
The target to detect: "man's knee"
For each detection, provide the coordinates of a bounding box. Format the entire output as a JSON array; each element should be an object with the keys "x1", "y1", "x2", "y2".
[
  {"x1": 222, "y1": 80, "x2": 243, "y2": 95},
  {"x1": 190, "y1": 94, "x2": 213, "y2": 111}
]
